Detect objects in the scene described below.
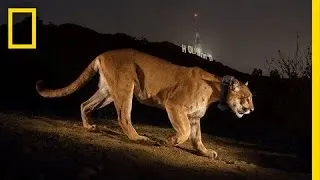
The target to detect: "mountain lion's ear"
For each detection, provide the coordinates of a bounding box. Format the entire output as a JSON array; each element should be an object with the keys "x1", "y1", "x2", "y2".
[
  {"x1": 245, "y1": 81, "x2": 248, "y2": 86},
  {"x1": 230, "y1": 79, "x2": 240, "y2": 92}
]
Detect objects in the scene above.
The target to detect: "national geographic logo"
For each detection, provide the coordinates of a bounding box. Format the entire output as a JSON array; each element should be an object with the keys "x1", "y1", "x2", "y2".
[{"x1": 7, "y1": 8, "x2": 37, "y2": 49}]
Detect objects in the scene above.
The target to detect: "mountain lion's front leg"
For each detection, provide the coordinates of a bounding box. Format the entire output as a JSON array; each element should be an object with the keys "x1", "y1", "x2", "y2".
[
  {"x1": 165, "y1": 102, "x2": 191, "y2": 146},
  {"x1": 190, "y1": 118, "x2": 218, "y2": 159}
]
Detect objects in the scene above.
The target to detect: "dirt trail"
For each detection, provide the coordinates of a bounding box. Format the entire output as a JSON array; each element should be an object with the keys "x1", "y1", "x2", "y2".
[{"x1": 0, "y1": 113, "x2": 311, "y2": 180}]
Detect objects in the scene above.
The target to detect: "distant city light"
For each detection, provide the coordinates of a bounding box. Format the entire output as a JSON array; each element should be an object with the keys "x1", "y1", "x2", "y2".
[{"x1": 181, "y1": 44, "x2": 213, "y2": 62}]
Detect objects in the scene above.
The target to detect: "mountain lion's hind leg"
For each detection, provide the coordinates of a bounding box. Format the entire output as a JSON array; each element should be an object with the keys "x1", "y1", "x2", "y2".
[
  {"x1": 112, "y1": 82, "x2": 150, "y2": 142},
  {"x1": 190, "y1": 119, "x2": 218, "y2": 159},
  {"x1": 80, "y1": 89, "x2": 113, "y2": 131}
]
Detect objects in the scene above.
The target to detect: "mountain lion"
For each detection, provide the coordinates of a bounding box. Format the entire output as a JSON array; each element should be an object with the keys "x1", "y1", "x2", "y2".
[{"x1": 36, "y1": 48, "x2": 254, "y2": 158}]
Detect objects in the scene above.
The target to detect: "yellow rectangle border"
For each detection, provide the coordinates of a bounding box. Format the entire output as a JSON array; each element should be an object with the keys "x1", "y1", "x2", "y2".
[
  {"x1": 313, "y1": 0, "x2": 319, "y2": 179},
  {"x1": 8, "y1": 8, "x2": 37, "y2": 49}
]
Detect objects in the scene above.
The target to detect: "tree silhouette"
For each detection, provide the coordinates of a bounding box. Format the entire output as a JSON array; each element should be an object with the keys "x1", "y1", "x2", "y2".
[
  {"x1": 269, "y1": 69, "x2": 281, "y2": 79},
  {"x1": 251, "y1": 68, "x2": 263, "y2": 76},
  {"x1": 266, "y1": 32, "x2": 311, "y2": 79}
]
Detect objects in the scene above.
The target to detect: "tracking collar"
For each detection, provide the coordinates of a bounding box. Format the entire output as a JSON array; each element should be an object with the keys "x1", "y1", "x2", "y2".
[{"x1": 217, "y1": 75, "x2": 234, "y2": 111}]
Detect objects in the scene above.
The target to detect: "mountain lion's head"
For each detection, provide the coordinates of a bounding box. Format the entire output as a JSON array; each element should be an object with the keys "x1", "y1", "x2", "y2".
[{"x1": 226, "y1": 79, "x2": 254, "y2": 118}]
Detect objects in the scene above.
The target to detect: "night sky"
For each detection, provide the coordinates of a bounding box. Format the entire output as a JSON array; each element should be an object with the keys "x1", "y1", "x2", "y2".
[{"x1": 0, "y1": 0, "x2": 311, "y2": 74}]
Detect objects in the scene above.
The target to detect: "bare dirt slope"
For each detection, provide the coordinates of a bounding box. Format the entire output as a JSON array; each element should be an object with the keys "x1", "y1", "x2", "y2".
[{"x1": 0, "y1": 113, "x2": 311, "y2": 180}]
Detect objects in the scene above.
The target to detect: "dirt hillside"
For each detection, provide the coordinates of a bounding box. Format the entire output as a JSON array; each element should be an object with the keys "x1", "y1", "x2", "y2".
[{"x1": 0, "y1": 113, "x2": 311, "y2": 180}]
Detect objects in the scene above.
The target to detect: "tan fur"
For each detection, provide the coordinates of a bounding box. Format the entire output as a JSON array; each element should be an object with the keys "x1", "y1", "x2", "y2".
[{"x1": 36, "y1": 48, "x2": 254, "y2": 159}]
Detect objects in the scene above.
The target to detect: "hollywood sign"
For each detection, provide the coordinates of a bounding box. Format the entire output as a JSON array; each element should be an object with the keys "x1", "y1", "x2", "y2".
[{"x1": 181, "y1": 44, "x2": 213, "y2": 62}]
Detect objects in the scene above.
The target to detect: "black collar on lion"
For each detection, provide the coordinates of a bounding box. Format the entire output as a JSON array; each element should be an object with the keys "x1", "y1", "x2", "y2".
[{"x1": 217, "y1": 75, "x2": 234, "y2": 112}]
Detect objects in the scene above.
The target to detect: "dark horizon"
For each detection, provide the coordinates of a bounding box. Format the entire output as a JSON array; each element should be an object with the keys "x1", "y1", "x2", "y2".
[{"x1": 0, "y1": 0, "x2": 311, "y2": 74}]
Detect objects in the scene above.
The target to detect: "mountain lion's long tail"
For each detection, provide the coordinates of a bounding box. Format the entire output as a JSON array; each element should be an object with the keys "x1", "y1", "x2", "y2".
[{"x1": 36, "y1": 59, "x2": 98, "y2": 98}]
